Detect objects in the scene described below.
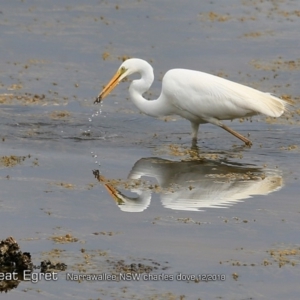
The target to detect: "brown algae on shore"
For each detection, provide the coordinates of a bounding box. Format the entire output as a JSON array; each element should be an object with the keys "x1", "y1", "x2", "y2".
[
  {"x1": 0, "y1": 155, "x2": 27, "y2": 167},
  {"x1": 267, "y1": 247, "x2": 300, "y2": 267},
  {"x1": 49, "y1": 234, "x2": 79, "y2": 244},
  {"x1": 49, "y1": 111, "x2": 71, "y2": 119}
]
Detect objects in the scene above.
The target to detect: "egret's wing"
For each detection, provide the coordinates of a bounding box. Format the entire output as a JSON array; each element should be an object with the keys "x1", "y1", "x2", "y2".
[{"x1": 163, "y1": 69, "x2": 286, "y2": 119}]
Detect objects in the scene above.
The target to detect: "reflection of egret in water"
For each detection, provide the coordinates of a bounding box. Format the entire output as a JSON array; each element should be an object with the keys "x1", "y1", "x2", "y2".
[{"x1": 94, "y1": 157, "x2": 283, "y2": 212}]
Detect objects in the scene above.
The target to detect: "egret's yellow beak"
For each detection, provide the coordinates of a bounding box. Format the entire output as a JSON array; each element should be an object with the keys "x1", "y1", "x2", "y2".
[{"x1": 94, "y1": 67, "x2": 126, "y2": 104}]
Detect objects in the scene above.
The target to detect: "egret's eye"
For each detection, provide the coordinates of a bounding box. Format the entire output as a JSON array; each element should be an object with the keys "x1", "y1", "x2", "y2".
[{"x1": 120, "y1": 66, "x2": 126, "y2": 73}]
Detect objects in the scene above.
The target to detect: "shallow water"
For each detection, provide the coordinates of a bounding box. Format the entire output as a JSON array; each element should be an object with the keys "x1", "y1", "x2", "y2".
[{"x1": 0, "y1": 0, "x2": 300, "y2": 299}]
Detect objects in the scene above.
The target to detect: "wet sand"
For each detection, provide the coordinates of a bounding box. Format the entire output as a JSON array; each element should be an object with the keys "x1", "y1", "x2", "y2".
[{"x1": 0, "y1": 0, "x2": 300, "y2": 299}]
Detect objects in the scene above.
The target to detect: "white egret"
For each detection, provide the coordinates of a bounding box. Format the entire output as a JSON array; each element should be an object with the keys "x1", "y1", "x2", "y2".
[{"x1": 95, "y1": 58, "x2": 287, "y2": 146}]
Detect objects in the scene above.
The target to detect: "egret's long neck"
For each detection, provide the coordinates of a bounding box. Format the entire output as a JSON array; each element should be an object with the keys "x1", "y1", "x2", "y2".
[{"x1": 128, "y1": 67, "x2": 172, "y2": 117}]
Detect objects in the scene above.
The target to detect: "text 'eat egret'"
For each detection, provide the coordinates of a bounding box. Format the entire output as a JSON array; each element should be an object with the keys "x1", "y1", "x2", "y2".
[{"x1": 95, "y1": 58, "x2": 287, "y2": 146}]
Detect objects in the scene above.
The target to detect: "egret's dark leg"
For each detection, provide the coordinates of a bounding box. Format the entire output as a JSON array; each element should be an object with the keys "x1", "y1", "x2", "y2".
[
  {"x1": 191, "y1": 122, "x2": 199, "y2": 139},
  {"x1": 191, "y1": 139, "x2": 198, "y2": 149},
  {"x1": 190, "y1": 122, "x2": 200, "y2": 148},
  {"x1": 202, "y1": 117, "x2": 252, "y2": 146},
  {"x1": 220, "y1": 124, "x2": 252, "y2": 146}
]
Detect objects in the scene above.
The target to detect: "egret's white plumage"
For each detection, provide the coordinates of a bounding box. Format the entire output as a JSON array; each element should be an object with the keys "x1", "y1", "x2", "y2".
[{"x1": 95, "y1": 58, "x2": 287, "y2": 146}]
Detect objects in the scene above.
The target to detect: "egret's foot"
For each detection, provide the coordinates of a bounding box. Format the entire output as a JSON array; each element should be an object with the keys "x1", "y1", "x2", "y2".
[{"x1": 244, "y1": 140, "x2": 253, "y2": 147}]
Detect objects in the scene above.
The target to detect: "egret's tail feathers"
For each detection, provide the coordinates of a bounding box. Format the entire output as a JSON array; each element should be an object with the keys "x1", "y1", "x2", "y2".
[{"x1": 262, "y1": 93, "x2": 288, "y2": 117}]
